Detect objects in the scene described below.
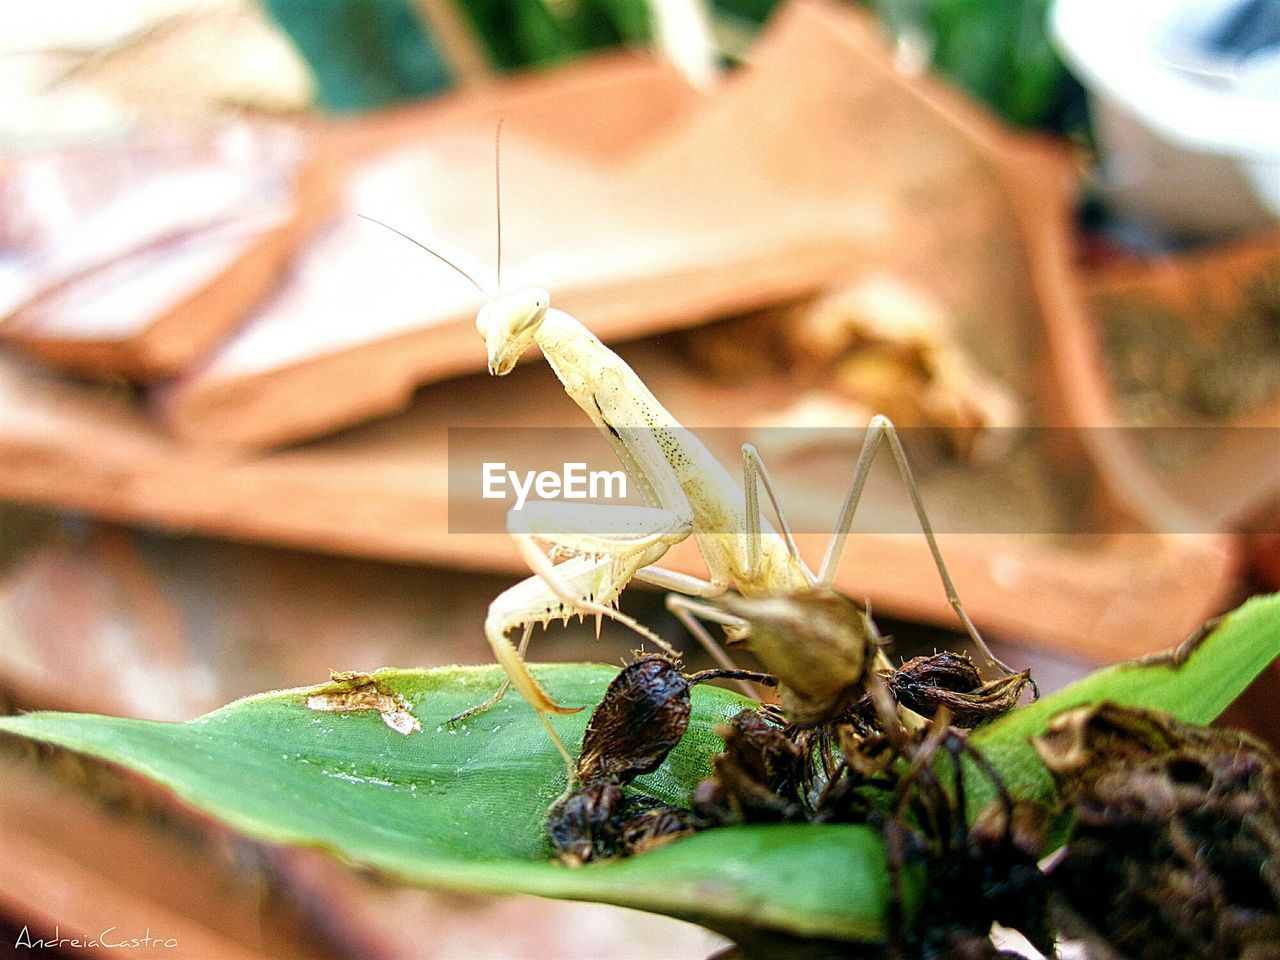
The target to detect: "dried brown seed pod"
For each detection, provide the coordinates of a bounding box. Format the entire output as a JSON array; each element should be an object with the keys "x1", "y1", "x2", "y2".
[
  {"x1": 1035, "y1": 703, "x2": 1280, "y2": 960},
  {"x1": 546, "y1": 785, "x2": 698, "y2": 866},
  {"x1": 887, "y1": 653, "x2": 1031, "y2": 728},
  {"x1": 693, "y1": 709, "x2": 809, "y2": 825},
  {"x1": 546, "y1": 779, "x2": 626, "y2": 866},
  {"x1": 547, "y1": 655, "x2": 702, "y2": 866},
  {"x1": 575, "y1": 654, "x2": 692, "y2": 785},
  {"x1": 619, "y1": 799, "x2": 699, "y2": 857}
]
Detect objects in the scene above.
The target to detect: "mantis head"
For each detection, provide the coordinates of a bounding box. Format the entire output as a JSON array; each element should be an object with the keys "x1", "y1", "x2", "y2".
[{"x1": 476, "y1": 287, "x2": 551, "y2": 376}]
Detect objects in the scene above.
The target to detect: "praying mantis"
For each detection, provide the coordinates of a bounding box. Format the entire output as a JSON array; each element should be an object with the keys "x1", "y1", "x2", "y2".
[
  {"x1": 463, "y1": 286, "x2": 1022, "y2": 772},
  {"x1": 365, "y1": 140, "x2": 1021, "y2": 779}
]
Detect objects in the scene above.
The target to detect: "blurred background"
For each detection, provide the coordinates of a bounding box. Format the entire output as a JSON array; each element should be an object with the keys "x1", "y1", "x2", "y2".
[{"x1": 1, "y1": 0, "x2": 1279, "y2": 957}]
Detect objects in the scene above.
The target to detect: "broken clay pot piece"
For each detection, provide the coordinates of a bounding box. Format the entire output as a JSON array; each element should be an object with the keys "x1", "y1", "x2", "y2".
[{"x1": 0, "y1": 122, "x2": 336, "y2": 379}]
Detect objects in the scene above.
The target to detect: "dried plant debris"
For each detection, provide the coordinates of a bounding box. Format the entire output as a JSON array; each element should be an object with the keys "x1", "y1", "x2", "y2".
[
  {"x1": 1098, "y1": 269, "x2": 1280, "y2": 427},
  {"x1": 691, "y1": 707, "x2": 1054, "y2": 959},
  {"x1": 715, "y1": 592, "x2": 1031, "y2": 731},
  {"x1": 547, "y1": 616, "x2": 1280, "y2": 958},
  {"x1": 547, "y1": 645, "x2": 1035, "y2": 862},
  {"x1": 304, "y1": 670, "x2": 421, "y2": 735},
  {"x1": 693, "y1": 708, "x2": 810, "y2": 824},
  {"x1": 547, "y1": 781, "x2": 699, "y2": 865},
  {"x1": 574, "y1": 654, "x2": 693, "y2": 784},
  {"x1": 546, "y1": 655, "x2": 705, "y2": 865},
  {"x1": 883, "y1": 654, "x2": 1032, "y2": 729},
  {"x1": 880, "y1": 719, "x2": 1054, "y2": 959},
  {"x1": 677, "y1": 275, "x2": 1022, "y2": 460},
  {"x1": 1035, "y1": 703, "x2": 1280, "y2": 960}
]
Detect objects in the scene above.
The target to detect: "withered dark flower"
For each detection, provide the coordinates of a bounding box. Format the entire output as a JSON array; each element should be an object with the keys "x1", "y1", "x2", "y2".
[
  {"x1": 618, "y1": 797, "x2": 699, "y2": 856},
  {"x1": 694, "y1": 708, "x2": 809, "y2": 825},
  {"x1": 886, "y1": 653, "x2": 1031, "y2": 728},
  {"x1": 1035, "y1": 703, "x2": 1280, "y2": 960},
  {"x1": 547, "y1": 655, "x2": 700, "y2": 866},
  {"x1": 547, "y1": 784, "x2": 697, "y2": 865},
  {"x1": 546, "y1": 779, "x2": 626, "y2": 866},
  {"x1": 880, "y1": 720, "x2": 1054, "y2": 959},
  {"x1": 575, "y1": 654, "x2": 692, "y2": 784}
]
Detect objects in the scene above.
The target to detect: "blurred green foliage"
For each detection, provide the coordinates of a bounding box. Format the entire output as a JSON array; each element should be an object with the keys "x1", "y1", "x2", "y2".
[
  {"x1": 717, "y1": 0, "x2": 1081, "y2": 131},
  {"x1": 716, "y1": 0, "x2": 1084, "y2": 132},
  {"x1": 261, "y1": 0, "x2": 1082, "y2": 131},
  {"x1": 456, "y1": 0, "x2": 651, "y2": 71},
  {"x1": 262, "y1": 0, "x2": 654, "y2": 113},
  {"x1": 861, "y1": 0, "x2": 1080, "y2": 131},
  {"x1": 263, "y1": 0, "x2": 454, "y2": 112}
]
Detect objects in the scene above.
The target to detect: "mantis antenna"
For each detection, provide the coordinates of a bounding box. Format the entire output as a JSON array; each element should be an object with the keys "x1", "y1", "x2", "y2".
[
  {"x1": 356, "y1": 214, "x2": 489, "y2": 298},
  {"x1": 495, "y1": 118, "x2": 504, "y2": 291}
]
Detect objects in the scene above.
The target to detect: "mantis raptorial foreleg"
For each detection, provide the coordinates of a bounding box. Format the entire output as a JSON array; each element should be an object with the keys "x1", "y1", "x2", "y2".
[
  {"x1": 476, "y1": 551, "x2": 664, "y2": 776},
  {"x1": 506, "y1": 502, "x2": 692, "y2": 652},
  {"x1": 468, "y1": 500, "x2": 696, "y2": 773}
]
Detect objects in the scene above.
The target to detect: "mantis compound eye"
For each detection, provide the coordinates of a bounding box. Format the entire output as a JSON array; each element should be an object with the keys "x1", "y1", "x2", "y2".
[{"x1": 506, "y1": 288, "x2": 550, "y2": 335}]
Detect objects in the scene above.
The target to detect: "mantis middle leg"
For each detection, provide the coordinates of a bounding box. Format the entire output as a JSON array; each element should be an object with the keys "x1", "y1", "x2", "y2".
[{"x1": 807, "y1": 414, "x2": 1018, "y2": 676}]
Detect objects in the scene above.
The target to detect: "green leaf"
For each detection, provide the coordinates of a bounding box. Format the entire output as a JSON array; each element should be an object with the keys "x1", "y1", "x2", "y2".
[
  {"x1": 2, "y1": 595, "x2": 1278, "y2": 943},
  {"x1": 0, "y1": 664, "x2": 887, "y2": 942},
  {"x1": 972, "y1": 592, "x2": 1280, "y2": 810}
]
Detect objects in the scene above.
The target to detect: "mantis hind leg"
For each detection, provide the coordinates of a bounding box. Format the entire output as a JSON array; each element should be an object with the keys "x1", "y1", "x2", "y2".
[{"x1": 813, "y1": 414, "x2": 1022, "y2": 678}]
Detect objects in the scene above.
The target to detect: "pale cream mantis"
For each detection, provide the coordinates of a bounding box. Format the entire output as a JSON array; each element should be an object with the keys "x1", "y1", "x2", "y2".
[
  {"x1": 365, "y1": 153, "x2": 1021, "y2": 777},
  {"x1": 464, "y1": 286, "x2": 1022, "y2": 772}
]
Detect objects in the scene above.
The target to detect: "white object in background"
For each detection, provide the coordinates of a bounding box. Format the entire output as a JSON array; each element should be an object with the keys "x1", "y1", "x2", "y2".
[
  {"x1": 1052, "y1": 0, "x2": 1280, "y2": 238},
  {"x1": 647, "y1": 0, "x2": 720, "y2": 89}
]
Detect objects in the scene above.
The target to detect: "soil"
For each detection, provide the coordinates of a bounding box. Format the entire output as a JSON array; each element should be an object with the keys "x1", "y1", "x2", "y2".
[{"x1": 1097, "y1": 268, "x2": 1280, "y2": 430}]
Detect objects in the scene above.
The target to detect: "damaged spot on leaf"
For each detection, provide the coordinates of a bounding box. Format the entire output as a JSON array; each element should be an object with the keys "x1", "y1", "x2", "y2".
[{"x1": 305, "y1": 670, "x2": 421, "y2": 735}]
